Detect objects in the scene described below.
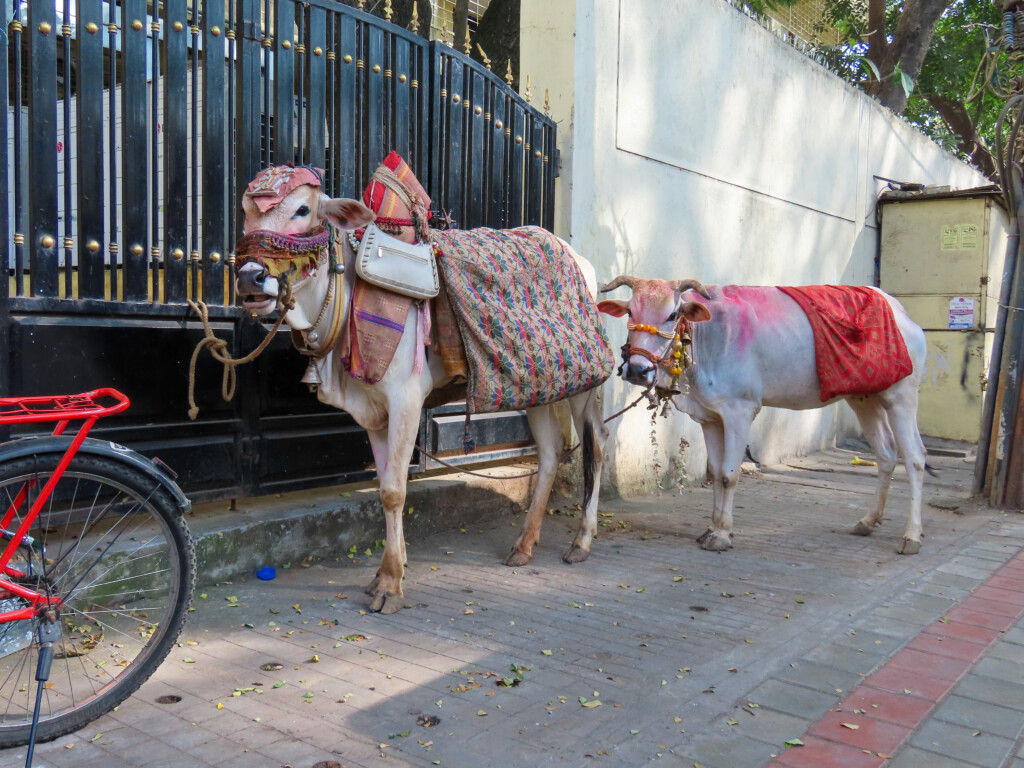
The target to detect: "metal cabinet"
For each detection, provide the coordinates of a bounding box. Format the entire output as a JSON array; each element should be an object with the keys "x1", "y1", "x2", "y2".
[{"x1": 879, "y1": 189, "x2": 1010, "y2": 443}]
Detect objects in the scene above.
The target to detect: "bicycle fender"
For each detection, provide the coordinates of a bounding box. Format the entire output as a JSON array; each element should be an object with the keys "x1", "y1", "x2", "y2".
[{"x1": 0, "y1": 436, "x2": 192, "y2": 513}]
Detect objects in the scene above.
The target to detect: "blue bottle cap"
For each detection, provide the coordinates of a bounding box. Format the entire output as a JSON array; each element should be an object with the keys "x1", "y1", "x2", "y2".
[{"x1": 256, "y1": 566, "x2": 276, "y2": 581}]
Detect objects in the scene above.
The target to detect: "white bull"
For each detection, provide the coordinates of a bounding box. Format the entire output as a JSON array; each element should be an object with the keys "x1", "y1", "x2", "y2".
[
  {"x1": 234, "y1": 179, "x2": 608, "y2": 613},
  {"x1": 598, "y1": 276, "x2": 929, "y2": 555}
]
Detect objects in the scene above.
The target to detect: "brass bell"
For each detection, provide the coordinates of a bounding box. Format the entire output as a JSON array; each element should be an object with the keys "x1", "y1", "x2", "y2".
[{"x1": 301, "y1": 361, "x2": 322, "y2": 389}]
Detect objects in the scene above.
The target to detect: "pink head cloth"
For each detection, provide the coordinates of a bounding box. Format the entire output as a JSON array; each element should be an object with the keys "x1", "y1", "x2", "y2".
[{"x1": 245, "y1": 165, "x2": 323, "y2": 213}]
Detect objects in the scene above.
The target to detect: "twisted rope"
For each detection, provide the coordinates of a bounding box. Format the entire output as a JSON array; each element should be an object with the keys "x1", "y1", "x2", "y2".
[{"x1": 186, "y1": 279, "x2": 296, "y2": 420}]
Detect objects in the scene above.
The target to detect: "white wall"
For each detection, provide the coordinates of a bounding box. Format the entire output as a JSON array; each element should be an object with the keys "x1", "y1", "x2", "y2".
[{"x1": 523, "y1": 0, "x2": 992, "y2": 493}]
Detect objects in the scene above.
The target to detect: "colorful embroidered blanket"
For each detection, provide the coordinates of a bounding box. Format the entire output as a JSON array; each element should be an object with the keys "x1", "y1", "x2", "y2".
[
  {"x1": 778, "y1": 285, "x2": 912, "y2": 402},
  {"x1": 433, "y1": 226, "x2": 615, "y2": 414}
]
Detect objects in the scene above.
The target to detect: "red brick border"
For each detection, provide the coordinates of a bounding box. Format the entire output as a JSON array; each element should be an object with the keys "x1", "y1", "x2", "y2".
[{"x1": 766, "y1": 549, "x2": 1024, "y2": 768}]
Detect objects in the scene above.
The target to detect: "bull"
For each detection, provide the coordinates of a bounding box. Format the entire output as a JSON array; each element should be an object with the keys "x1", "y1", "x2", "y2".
[
  {"x1": 597, "y1": 276, "x2": 929, "y2": 555},
  {"x1": 233, "y1": 169, "x2": 609, "y2": 613}
]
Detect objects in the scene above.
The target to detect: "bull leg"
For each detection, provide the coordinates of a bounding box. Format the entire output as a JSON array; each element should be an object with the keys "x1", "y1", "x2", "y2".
[
  {"x1": 698, "y1": 405, "x2": 755, "y2": 552},
  {"x1": 507, "y1": 405, "x2": 561, "y2": 567},
  {"x1": 846, "y1": 397, "x2": 898, "y2": 538},
  {"x1": 886, "y1": 389, "x2": 927, "y2": 554},
  {"x1": 697, "y1": 420, "x2": 726, "y2": 546},
  {"x1": 563, "y1": 390, "x2": 608, "y2": 564},
  {"x1": 364, "y1": 407, "x2": 421, "y2": 614}
]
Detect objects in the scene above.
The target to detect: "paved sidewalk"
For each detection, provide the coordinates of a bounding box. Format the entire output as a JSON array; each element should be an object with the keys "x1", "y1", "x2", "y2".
[{"x1": 2, "y1": 442, "x2": 1023, "y2": 768}]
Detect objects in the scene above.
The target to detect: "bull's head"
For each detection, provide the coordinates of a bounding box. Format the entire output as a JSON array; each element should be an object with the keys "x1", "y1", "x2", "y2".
[
  {"x1": 597, "y1": 275, "x2": 712, "y2": 392},
  {"x1": 235, "y1": 165, "x2": 374, "y2": 330}
]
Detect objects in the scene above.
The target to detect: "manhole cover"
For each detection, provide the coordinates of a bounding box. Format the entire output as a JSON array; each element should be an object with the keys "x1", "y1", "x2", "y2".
[
  {"x1": 260, "y1": 661, "x2": 284, "y2": 672},
  {"x1": 156, "y1": 695, "x2": 182, "y2": 704}
]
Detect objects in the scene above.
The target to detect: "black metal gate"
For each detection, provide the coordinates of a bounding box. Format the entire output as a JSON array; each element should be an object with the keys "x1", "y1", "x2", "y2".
[{"x1": 1, "y1": 0, "x2": 556, "y2": 500}]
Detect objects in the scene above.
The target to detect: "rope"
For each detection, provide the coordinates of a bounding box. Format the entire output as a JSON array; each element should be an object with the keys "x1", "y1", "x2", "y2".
[
  {"x1": 186, "y1": 280, "x2": 296, "y2": 420},
  {"x1": 413, "y1": 392, "x2": 649, "y2": 480}
]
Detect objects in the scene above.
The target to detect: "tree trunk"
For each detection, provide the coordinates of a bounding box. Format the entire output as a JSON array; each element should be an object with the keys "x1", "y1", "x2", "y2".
[
  {"x1": 928, "y1": 94, "x2": 999, "y2": 180},
  {"x1": 475, "y1": 0, "x2": 520, "y2": 88},
  {"x1": 453, "y1": 0, "x2": 470, "y2": 51}
]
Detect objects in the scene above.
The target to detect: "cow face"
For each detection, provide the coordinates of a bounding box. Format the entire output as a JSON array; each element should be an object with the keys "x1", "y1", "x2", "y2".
[
  {"x1": 235, "y1": 177, "x2": 373, "y2": 325},
  {"x1": 598, "y1": 276, "x2": 712, "y2": 391}
]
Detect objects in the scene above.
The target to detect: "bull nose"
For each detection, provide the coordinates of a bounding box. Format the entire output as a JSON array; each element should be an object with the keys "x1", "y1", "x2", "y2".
[
  {"x1": 625, "y1": 358, "x2": 655, "y2": 386},
  {"x1": 237, "y1": 262, "x2": 269, "y2": 294}
]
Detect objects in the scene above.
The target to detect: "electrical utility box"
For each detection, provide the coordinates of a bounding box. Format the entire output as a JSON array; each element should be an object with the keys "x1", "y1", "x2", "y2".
[{"x1": 878, "y1": 187, "x2": 1009, "y2": 443}]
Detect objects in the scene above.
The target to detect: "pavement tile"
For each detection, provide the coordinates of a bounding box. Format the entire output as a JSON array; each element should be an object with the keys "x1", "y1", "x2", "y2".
[
  {"x1": 806, "y1": 708, "x2": 910, "y2": 752},
  {"x1": 964, "y1": 596, "x2": 1024, "y2": 619},
  {"x1": 885, "y1": 745, "x2": 990, "y2": 768},
  {"x1": 972, "y1": 655, "x2": 1024, "y2": 685},
  {"x1": 931, "y1": 693, "x2": 1024, "y2": 739},
  {"x1": 973, "y1": 585, "x2": 1024, "y2": 607},
  {"x1": 908, "y1": 717, "x2": 1015, "y2": 766},
  {"x1": 943, "y1": 605, "x2": 1015, "y2": 631},
  {"x1": 745, "y1": 679, "x2": 839, "y2": 720},
  {"x1": 836, "y1": 686, "x2": 934, "y2": 728},
  {"x1": 904, "y1": 631, "x2": 987, "y2": 662},
  {"x1": 770, "y1": 660, "x2": 863, "y2": 695},
  {"x1": 859, "y1": 663, "x2": 952, "y2": 702},
  {"x1": 772, "y1": 735, "x2": 885, "y2": 768},
  {"x1": 954, "y1": 673, "x2": 1024, "y2": 709},
  {"x1": 921, "y1": 619, "x2": 1002, "y2": 646},
  {"x1": 885, "y1": 647, "x2": 973, "y2": 682},
  {"x1": 987, "y1": 638, "x2": 1024, "y2": 663}
]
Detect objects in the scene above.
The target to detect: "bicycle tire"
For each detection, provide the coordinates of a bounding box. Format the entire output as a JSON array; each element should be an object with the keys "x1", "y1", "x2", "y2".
[{"x1": 0, "y1": 452, "x2": 195, "y2": 747}]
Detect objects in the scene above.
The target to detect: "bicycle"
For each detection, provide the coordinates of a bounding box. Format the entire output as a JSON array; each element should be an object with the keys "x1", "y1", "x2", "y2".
[{"x1": 0, "y1": 389, "x2": 195, "y2": 750}]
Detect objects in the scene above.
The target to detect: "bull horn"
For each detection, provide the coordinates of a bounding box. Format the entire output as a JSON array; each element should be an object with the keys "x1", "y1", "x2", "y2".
[
  {"x1": 599, "y1": 275, "x2": 638, "y2": 293},
  {"x1": 669, "y1": 279, "x2": 711, "y2": 299}
]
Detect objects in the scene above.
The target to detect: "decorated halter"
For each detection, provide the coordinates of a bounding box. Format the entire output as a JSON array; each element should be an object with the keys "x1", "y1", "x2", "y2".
[
  {"x1": 236, "y1": 164, "x2": 348, "y2": 375},
  {"x1": 621, "y1": 317, "x2": 692, "y2": 394}
]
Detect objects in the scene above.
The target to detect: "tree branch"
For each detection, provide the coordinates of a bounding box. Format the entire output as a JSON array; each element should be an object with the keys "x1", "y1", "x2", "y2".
[{"x1": 928, "y1": 94, "x2": 998, "y2": 179}]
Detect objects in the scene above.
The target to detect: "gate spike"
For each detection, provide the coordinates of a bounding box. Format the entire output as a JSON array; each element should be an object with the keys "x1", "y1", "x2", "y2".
[
  {"x1": 525, "y1": 75, "x2": 531, "y2": 103},
  {"x1": 356, "y1": 0, "x2": 365, "y2": 8},
  {"x1": 384, "y1": 0, "x2": 393, "y2": 21},
  {"x1": 505, "y1": 59, "x2": 513, "y2": 86},
  {"x1": 409, "y1": 1, "x2": 420, "y2": 34},
  {"x1": 476, "y1": 42, "x2": 491, "y2": 70},
  {"x1": 544, "y1": 88, "x2": 550, "y2": 115},
  {"x1": 464, "y1": 26, "x2": 472, "y2": 55}
]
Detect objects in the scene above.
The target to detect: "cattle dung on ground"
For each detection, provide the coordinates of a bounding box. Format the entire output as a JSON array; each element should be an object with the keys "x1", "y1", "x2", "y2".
[
  {"x1": 598, "y1": 276, "x2": 930, "y2": 555},
  {"x1": 233, "y1": 163, "x2": 613, "y2": 614}
]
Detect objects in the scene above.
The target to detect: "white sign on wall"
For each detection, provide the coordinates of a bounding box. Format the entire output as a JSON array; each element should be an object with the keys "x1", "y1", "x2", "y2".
[{"x1": 948, "y1": 296, "x2": 975, "y2": 329}]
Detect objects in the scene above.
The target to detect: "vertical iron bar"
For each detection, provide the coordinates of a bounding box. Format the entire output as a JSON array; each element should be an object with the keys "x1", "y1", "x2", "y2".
[
  {"x1": 202, "y1": 0, "x2": 228, "y2": 305},
  {"x1": 28, "y1": 0, "x2": 59, "y2": 297},
  {"x1": 0, "y1": 0, "x2": 9, "y2": 398},
  {"x1": 393, "y1": 40, "x2": 410, "y2": 165},
  {"x1": 526, "y1": 115, "x2": 543, "y2": 225},
  {"x1": 337, "y1": 13, "x2": 357, "y2": 197},
  {"x1": 466, "y1": 68, "x2": 484, "y2": 226},
  {"x1": 107, "y1": 0, "x2": 118, "y2": 298},
  {"x1": 11, "y1": 14, "x2": 24, "y2": 296},
  {"x1": 235, "y1": 0, "x2": 263, "y2": 238},
  {"x1": 61, "y1": 0, "x2": 72, "y2": 296},
  {"x1": 121, "y1": 0, "x2": 149, "y2": 300},
  {"x1": 445, "y1": 55, "x2": 463, "y2": 224},
  {"x1": 488, "y1": 83, "x2": 506, "y2": 228},
  {"x1": 366, "y1": 24, "x2": 384, "y2": 174},
  {"x1": 262, "y1": 0, "x2": 271, "y2": 166},
  {"x1": 190, "y1": 10, "x2": 200, "y2": 301},
  {"x1": 325, "y1": 14, "x2": 337, "y2": 193},
  {"x1": 164, "y1": 0, "x2": 189, "y2": 303},
  {"x1": 296, "y1": 5, "x2": 305, "y2": 163},
  {"x1": 227, "y1": 0, "x2": 237, "y2": 251},
  {"x1": 75, "y1": 0, "x2": 104, "y2": 299},
  {"x1": 508, "y1": 103, "x2": 525, "y2": 226},
  {"x1": 307, "y1": 5, "x2": 327, "y2": 169},
  {"x1": 150, "y1": 7, "x2": 161, "y2": 300},
  {"x1": 273, "y1": 0, "x2": 295, "y2": 164}
]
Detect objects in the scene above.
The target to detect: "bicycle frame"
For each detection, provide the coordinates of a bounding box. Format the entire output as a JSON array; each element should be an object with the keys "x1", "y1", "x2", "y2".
[{"x1": 0, "y1": 389, "x2": 131, "y2": 620}]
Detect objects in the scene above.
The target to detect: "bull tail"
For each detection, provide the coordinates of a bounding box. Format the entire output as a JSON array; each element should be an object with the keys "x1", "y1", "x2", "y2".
[
  {"x1": 925, "y1": 463, "x2": 940, "y2": 478},
  {"x1": 582, "y1": 420, "x2": 596, "y2": 511}
]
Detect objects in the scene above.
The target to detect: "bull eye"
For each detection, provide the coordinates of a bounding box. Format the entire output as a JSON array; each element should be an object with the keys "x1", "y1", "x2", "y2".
[
  {"x1": 294, "y1": 204, "x2": 311, "y2": 218},
  {"x1": 666, "y1": 311, "x2": 678, "y2": 322}
]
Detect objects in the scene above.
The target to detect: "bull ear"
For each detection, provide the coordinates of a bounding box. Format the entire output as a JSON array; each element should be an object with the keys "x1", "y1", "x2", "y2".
[
  {"x1": 680, "y1": 300, "x2": 712, "y2": 323},
  {"x1": 320, "y1": 196, "x2": 375, "y2": 231},
  {"x1": 597, "y1": 299, "x2": 630, "y2": 317}
]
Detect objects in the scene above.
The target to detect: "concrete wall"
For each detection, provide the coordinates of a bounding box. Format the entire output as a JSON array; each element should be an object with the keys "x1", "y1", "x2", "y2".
[{"x1": 521, "y1": 0, "x2": 992, "y2": 494}]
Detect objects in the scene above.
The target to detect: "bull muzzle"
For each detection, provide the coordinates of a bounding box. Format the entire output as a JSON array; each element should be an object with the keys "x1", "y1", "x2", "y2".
[
  {"x1": 624, "y1": 357, "x2": 657, "y2": 387},
  {"x1": 236, "y1": 262, "x2": 279, "y2": 313}
]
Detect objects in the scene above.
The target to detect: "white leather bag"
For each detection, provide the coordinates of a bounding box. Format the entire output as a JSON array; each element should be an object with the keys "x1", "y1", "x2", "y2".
[{"x1": 355, "y1": 224, "x2": 439, "y2": 299}]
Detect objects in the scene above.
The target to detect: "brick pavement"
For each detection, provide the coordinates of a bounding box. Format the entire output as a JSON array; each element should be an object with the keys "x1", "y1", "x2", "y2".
[{"x1": 2, "y1": 443, "x2": 1023, "y2": 768}]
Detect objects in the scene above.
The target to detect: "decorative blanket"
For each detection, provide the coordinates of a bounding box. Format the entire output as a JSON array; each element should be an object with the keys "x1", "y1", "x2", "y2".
[
  {"x1": 433, "y1": 226, "x2": 615, "y2": 414},
  {"x1": 778, "y1": 285, "x2": 912, "y2": 403},
  {"x1": 340, "y1": 152, "x2": 422, "y2": 384}
]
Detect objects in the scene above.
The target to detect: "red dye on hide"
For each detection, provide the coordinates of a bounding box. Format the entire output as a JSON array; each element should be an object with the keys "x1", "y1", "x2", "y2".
[{"x1": 778, "y1": 286, "x2": 912, "y2": 402}]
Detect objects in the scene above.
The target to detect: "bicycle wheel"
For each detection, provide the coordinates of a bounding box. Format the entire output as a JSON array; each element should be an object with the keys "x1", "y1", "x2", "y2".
[{"x1": 0, "y1": 452, "x2": 195, "y2": 747}]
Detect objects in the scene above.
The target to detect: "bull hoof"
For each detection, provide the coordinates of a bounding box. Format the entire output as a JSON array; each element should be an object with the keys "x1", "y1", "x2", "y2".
[
  {"x1": 506, "y1": 550, "x2": 532, "y2": 567},
  {"x1": 369, "y1": 591, "x2": 405, "y2": 614},
  {"x1": 364, "y1": 574, "x2": 380, "y2": 595},
  {"x1": 562, "y1": 544, "x2": 590, "y2": 564},
  {"x1": 851, "y1": 521, "x2": 875, "y2": 537},
  {"x1": 699, "y1": 531, "x2": 732, "y2": 552},
  {"x1": 897, "y1": 537, "x2": 922, "y2": 555},
  {"x1": 696, "y1": 527, "x2": 715, "y2": 545}
]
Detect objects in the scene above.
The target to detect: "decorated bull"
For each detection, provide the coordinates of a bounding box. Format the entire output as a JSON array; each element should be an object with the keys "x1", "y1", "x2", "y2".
[
  {"x1": 232, "y1": 158, "x2": 614, "y2": 613},
  {"x1": 598, "y1": 277, "x2": 929, "y2": 554}
]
